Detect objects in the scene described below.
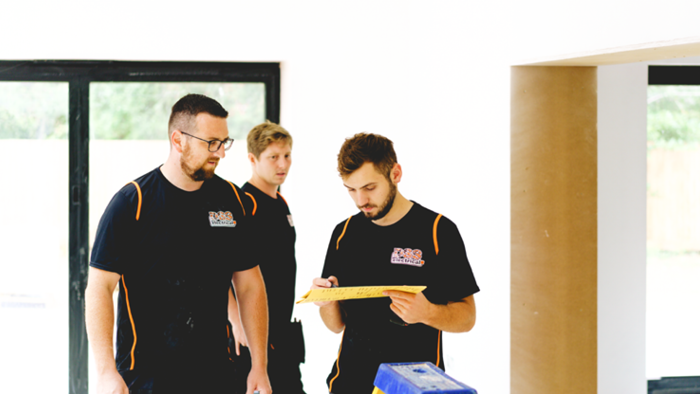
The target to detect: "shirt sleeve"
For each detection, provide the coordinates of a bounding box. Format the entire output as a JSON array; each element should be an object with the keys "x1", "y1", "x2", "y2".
[
  {"x1": 424, "y1": 216, "x2": 480, "y2": 304},
  {"x1": 233, "y1": 191, "x2": 262, "y2": 272},
  {"x1": 89, "y1": 186, "x2": 138, "y2": 274},
  {"x1": 321, "y1": 222, "x2": 345, "y2": 280}
]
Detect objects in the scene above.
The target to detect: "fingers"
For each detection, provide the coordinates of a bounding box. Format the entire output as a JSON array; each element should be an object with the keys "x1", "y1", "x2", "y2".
[
  {"x1": 235, "y1": 339, "x2": 240, "y2": 356},
  {"x1": 311, "y1": 276, "x2": 339, "y2": 290},
  {"x1": 311, "y1": 277, "x2": 329, "y2": 289},
  {"x1": 311, "y1": 276, "x2": 340, "y2": 307},
  {"x1": 389, "y1": 302, "x2": 400, "y2": 315},
  {"x1": 327, "y1": 276, "x2": 339, "y2": 286},
  {"x1": 383, "y1": 290, "x2": 412, "y2": 300}
]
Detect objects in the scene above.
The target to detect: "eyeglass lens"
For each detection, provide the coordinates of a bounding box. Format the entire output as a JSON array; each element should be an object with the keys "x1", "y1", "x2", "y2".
[{"x1": 209, "y1": 139, "x2": 234, "y2": 152}]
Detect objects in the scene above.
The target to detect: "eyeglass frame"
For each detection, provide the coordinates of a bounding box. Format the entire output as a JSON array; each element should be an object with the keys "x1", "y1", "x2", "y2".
[{"x1": 179, "y1": 130, "x2": 234, "y2": 152}]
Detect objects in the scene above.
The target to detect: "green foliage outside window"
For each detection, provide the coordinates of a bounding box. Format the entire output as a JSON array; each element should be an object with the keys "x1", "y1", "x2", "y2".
[
  {"x1": 90, "y1": 82, "x2": 265, "y2": 140},
  {"x1": 0, "y1": 82, "x2": 265, "y2": 141},
  {"x1": 0, "y1": 82, "x2": 68, "y2": 140},
  {"x1": 648, "y1": 85, "x2": 700, "y2": 149}
]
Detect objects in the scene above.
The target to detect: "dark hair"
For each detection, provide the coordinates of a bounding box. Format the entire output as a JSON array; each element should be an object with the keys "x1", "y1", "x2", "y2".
[
  {"x1": 168, "y1": 94, "x2": 228, "y2": 135},
  {"x1": 337, "y1": 133, "x2": 397, "y2": 179}
]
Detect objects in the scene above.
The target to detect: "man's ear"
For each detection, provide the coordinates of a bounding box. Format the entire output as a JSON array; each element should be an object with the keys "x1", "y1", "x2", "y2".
[
  {"x1": 171, "y1": 130, "x2": 184, "y2": 153},
  {"x1": 248, "y1": 152, "x2": 258, "y2": 166},
  {"x1": 391, "y1": 163, "x2": 403, "y2": 184}
]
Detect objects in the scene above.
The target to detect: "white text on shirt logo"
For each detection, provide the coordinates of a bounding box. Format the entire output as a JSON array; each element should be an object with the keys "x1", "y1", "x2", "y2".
[
  {"x1": 390, "y1": 248, "x2": 424, "y2": 267},
  {"x1": 209, "y1": 211, "x2": 236, "y2": 227}
]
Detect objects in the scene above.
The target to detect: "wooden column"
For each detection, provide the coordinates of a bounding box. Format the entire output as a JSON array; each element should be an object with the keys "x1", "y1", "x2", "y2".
[{"x1": 511, "y1": 66, "x2": 597, "y2": 394}]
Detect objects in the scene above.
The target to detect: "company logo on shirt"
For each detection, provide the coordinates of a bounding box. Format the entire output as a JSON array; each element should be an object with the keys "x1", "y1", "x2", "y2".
[
  {"x1": 390, "y1": 248, "x2": 424, "y2": 267},
  {"x1": 209, "y1": 211, "x2": 236, "y2": 227}
]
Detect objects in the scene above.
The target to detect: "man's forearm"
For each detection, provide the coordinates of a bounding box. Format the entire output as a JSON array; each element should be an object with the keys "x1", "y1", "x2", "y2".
[
  {"x1": 424, "y1": 296, "x2": 476, "y2": 333},
  {"x1": 320, "y1": 301, "x2": 345, "y2": 333},
  {"x1": 236, "y1": 279, "x2": 269, "y2": 369},
  {"x1": 85, "y1": 284, "x2": 119, "y2": 374},
  {"x1": 227, "y1": 286, "x2": 242, "y2": 328}
]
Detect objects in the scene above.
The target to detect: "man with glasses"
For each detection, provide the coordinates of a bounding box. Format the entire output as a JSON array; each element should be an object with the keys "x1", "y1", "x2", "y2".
[{"x1": 86, "y1": 94, "x2": 271, "y2": 394}]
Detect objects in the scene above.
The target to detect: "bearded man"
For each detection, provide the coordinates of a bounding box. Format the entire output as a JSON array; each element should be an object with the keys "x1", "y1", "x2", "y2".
[
  {"x1": 86, "y1": 94, "x2": 271, "y2": 394},
  {"x1": 311, "y1": 132, "x2": 480, "y2": 394}
]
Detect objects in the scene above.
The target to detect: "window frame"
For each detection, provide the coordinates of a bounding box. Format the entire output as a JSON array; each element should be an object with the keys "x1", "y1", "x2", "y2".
[
  {"x1": 649, "y1": 65, "x2": 700, "y2": 85},
  {"x1": 0, "y1": 60, "x2": 281, "y2": 394}
]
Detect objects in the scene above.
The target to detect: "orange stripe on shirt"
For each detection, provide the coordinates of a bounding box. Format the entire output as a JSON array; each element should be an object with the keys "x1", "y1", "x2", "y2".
[
  {"x1": 328, "y1": 329, "x2": 346, "y2": 392},
  {"x1": 436, "y1": 330, "x2": 442, "y2": 367},
  {"x1": 245, "y1": 192, "x2": 257, "y2": 216},
  {"x1": 336, "y1": 217, "x2": 352, "y2": 250},
  {"x1": 128, "y1": 181, "x2": 142, "y2": 221},
  {"x1": 226, "y1": 325, "x2": 232, "y2": 360},
  {"x1": 277, "y1": 191, "x2": 288, "y2": 206},
  {"x1": 433, "y1": 214, "x2": 443, "y2": 255},
  {"x1": 226, "y1": 181, "x2": 246, "y2": 216},
  {"x1": 121, "y1": 275, "x2": 138, "y2": 370}
]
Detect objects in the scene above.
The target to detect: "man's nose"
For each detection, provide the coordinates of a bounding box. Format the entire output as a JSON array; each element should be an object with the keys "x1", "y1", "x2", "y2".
[
  {"x1": 278, "y1": 157, "x2": 290, "y2": 169},
  {"x1": 212, "y1": 143, "x2": 226, "y2": 159},
  {"x1": 357, "y1": 191, "x2": 369, "y2": 206}
]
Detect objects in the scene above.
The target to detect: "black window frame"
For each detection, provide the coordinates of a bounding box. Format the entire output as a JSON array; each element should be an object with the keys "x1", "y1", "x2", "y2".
[
  {"x1": 0, "y1": 60, "x2": 281, "y2": 394},
  {"x1": 649, "y1": 65, "x2": 700, "y2": 85}
]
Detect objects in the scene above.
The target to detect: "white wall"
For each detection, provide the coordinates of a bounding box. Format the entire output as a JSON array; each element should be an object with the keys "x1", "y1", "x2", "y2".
[
  {"x1": 6, "y1": 0, "x2": 700, "y2": 393},
  {"x1": 597, "y1": 63, "x2": 648, "y2": 394},
  {"x1": 3, "y1": 2, "x2": 510, "y2": 393}
]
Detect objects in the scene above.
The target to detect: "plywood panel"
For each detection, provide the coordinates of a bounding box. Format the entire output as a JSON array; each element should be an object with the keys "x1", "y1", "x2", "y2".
[{"x1": 511, "y1": 66, "x2": 597, "y2": 394}]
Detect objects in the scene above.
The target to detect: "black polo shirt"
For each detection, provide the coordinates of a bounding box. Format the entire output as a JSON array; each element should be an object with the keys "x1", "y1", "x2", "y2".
[
  {"x1": 90, "y1": 167, "x2": 259, "y2": 378},
  {"x1": 241, "y1": 183, "x2": 297, "y2": 340},
  {"x1": 320, "y1": 202, "x2": 479, "y2": 394}
]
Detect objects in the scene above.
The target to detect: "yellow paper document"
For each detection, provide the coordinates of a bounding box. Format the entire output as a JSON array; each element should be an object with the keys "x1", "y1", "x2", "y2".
[{"x1": 296, "y1": 285, "x2": 427, "y2": 304}]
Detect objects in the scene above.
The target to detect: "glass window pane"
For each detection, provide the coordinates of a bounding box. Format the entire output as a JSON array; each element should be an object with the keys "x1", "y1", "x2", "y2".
[
  {"x1": 88, "y1": 82, "x2": 265, "y2": 393},
  {"x1": 0, "y1": 82, "x2": 69, "y2": 391},
  {"x1": 647, "y1": 85, "x2": 700, "y2": 378},
  {"x1": 89, "y1": 82, "x2": 265, "y2": 140}
]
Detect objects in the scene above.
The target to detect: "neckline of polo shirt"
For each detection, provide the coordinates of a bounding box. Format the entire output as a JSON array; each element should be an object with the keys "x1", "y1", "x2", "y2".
[
  {"x1": 156, "y1": 166, "x2": 209, "y2": 196},
  {"x1": 364, "y1": 200, "x2": 419, "y2": 229},
  {"x1": 243, "y1": 181, "x2": 281, "y2": 202}
]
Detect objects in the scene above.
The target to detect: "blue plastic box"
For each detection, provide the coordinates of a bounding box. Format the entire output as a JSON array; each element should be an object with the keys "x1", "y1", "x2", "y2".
[{"x1": 373, "y1": 362, "x2": 478, "y2": 394}]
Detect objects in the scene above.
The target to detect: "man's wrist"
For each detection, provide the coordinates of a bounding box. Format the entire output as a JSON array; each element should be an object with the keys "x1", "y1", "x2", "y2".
[
  {"x1": 423, "y1": 302, "x2": 440, "y2": 327},
  {"x1": 320, "y1": 300, "x2": 338, "y2": 309},
  {"x1": 96, "y1": 365, "x2": 120, "y2": 377}
]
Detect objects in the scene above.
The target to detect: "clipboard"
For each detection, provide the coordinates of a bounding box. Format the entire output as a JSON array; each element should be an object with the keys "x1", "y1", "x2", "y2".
[{"x1": 296, "y1": 285, "x2": 426, "y2": 304}]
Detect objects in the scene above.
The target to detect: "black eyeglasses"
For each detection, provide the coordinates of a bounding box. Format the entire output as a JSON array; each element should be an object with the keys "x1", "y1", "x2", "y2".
[{"x1": 180, "y1": 131, "x2": 234, "y2": 152}]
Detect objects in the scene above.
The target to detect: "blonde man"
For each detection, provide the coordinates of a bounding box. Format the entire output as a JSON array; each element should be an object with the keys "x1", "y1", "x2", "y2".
[{"x1": 228, "y1": 121, "x2": 306, "y2": 394}]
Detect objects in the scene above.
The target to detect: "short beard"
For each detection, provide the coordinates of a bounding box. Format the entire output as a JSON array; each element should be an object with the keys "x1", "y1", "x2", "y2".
[
  {"x1": 361, "y1": 182, "x2": 397, "y2": 221},
  {"x1": 180, "y1": 144, "x2": 216, "y2": 181}
]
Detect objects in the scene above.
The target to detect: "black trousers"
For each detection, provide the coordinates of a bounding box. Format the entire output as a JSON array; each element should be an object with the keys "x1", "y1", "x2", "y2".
[{"x1": 120, "y1": 363, "x2": 236, "y2": 393}]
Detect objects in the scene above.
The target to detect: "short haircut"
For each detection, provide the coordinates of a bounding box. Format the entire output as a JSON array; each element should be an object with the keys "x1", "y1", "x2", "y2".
[
  {"x1": 168, "y1": 94, "x2": 228, "y2": 136},
  {"x1": 246, "y1": 120, "x2": 293, "y2": 158},
  {"x1": 337, "y1": 133, "x2": 397, "y2": 180}
]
